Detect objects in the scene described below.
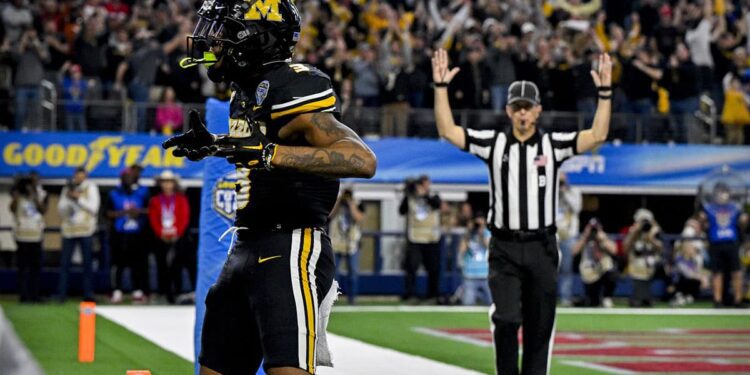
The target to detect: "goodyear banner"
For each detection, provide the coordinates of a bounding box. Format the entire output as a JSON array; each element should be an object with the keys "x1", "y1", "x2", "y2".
[{"x1": 0, "y1": 132, "x2": 203, "y2": 179}]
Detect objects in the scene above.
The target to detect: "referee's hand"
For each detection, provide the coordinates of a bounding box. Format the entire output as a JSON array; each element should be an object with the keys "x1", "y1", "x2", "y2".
[
  {"x1": 432, "y1": 49, "x2": 460, "y2": 85},
  {"x1": 590, "y1": 53, "x2": 612, "y2": 88}
]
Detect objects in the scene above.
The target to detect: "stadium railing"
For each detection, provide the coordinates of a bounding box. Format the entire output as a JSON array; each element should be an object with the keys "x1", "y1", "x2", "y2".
[{"x1": 6, "y1": 99, "x2": 720, "y2": 144}]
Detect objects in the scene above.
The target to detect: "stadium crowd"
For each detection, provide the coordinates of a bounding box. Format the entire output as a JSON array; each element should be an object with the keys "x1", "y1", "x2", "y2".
[{"x1": 2, "y1": 0, "x2": 750, "y2": 142}]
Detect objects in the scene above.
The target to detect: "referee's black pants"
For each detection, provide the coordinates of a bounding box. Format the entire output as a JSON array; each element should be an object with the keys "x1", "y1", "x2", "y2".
[{"x1": 489, "y1": 235, "x2": 559, "y2": 375}]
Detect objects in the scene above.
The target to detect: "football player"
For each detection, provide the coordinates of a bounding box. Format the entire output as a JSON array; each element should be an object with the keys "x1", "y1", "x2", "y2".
[{"x1": 162, "y1": 1, "x2": 376, "y2": 374}]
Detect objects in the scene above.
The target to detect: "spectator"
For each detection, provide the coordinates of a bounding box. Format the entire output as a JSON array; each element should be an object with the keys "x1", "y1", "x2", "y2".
[
  {"x1": 379, "y1": 26, "x2": 412, "y2": 137},
  {"x1": 9, "y1": 174, "x2": 45, "y2": 303},
  {"x1": 71, "y1": 16, "x2": 107, "y2": 83},
  {"x1": 720, "y1": 74, "x2": 750, "y2": 145},
  {"x1": 106, "y1": 168, "x2": 150, "y2": 304},
  {"x1": 620, "y1": 48, "x2": 661, "y2": 142},
  {"x1": 13, "y1": 27, "x2": 49, "y2": 131},
  {"x1": 147, "y1": 170, "x2": 190, "y2": 304},
  {"x1": 671, "y1": 237, "x2": 708, "y2": 307},
  {"x1": 652, "y1": 4, "x2": 680, "y2": 57},
  {"x1": 684, "y1": 0, "x2": 716, "y2": 94},
  {"x1": 485, "y1": 28, "x2": 517, "y2": 113},
  {"x1": 102, "y1": 29, "x2": 131, "y2": 100},
  {"x1": 43, "y1": 19, "x2": 70, "y2": 74},
  {"x1": 1, "y1": 0, "x2": 33, "y2": 44},
  {"x1": 700, "y1": 182, "x2": 749, "y2": 307},
  {"x1": 399, "y1": 175, "x2": 442, "y2": 303},
  {"x1": 61, "y1": 63, "x2": 88, "y2": 131},
  {"x1": 557, "y1": 172, "x2": 582, "y2": 306},
  {"x1": 115, "y1": 31, "x2": 165, "y2": 132},
  {"x1": 57, "y1": 167, "x2": 99, "y2": 302},
  {"x1": 663, "y1": 43, "x2": 700, "y2": 143},
  {"x1": 623, "y1": 208, "x2": 664, "y2": 307},
  {"x1": 154, "y1": 87, "x2": 183, "y2": 136},
  {"x1": 457, "y1": 213, "x2": 491, "y2": 306},
  {"x1": 351, "y1": 43, "x2": 380, "y2": 107},
  {"x1": 329, "y1": 188, "x2": 365, "y2": 304},
  {"x1": 451, "y1": 43, "x2": 490, "y2": 110},
  {"x1": 573, "y1": 218, "x2": 618, "y2": 307}
]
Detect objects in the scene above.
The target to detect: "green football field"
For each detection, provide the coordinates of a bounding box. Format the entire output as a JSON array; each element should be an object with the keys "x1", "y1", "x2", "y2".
[
  {"x1": 0, "y1": 300, "x2": 192, "y2": 375},
  {"x1": 328, "y1": 308, "x2": 750, "y2": 374},
  {"x1": 3, "y1": 298, "x2": 750, "y2": 374}
]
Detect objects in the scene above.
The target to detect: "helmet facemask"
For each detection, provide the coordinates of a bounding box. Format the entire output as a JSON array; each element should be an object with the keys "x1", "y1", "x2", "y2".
[{"x1": 183, "y1": 0, "x2": 302, "y2": 83}]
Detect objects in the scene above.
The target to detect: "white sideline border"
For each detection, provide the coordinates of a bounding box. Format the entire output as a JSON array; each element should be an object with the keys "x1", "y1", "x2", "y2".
[
  {"x1": 333, "y1": 306, "x2": 750, "y2": 316},
  {"x1": 97, "y1": 306, "x2": 483, "y2": 375}
]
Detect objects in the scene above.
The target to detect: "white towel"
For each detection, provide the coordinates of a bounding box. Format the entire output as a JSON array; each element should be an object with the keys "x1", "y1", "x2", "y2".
[{"x1": 316, "y1": 280, "x2": 339, "y2": 367}]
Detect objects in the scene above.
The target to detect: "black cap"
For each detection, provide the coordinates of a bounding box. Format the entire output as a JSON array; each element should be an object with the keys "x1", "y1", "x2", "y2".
[{"x1": 507, "y1": 80, "x2": 540, "y2": 105}]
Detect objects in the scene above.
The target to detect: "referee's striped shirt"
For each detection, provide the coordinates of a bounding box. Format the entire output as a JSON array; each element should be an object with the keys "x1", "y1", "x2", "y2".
[{"x1": 463, "y1": 127, "x2": 579, "y2": 231}]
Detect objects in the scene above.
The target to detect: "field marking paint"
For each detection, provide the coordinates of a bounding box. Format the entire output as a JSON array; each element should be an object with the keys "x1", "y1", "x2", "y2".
[
  {"x1": 413, "y1": 327, "x2": 493, "y2": 347},
  {"x1": 333, "y1": 306, "x2": 750, "y2": 316},
  {"x1": 559, "y1": 360, "x2": 636, "y2": 375}
]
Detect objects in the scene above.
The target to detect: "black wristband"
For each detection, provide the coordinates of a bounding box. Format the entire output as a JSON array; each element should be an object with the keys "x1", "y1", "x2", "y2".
[
  {"x1": 597, "y1": 86, "x2": 612, "y2": 92},
  {"x1": 598, "y1": 94, "x2": 612, "y2": 100},
  {"x1": 434, "y1": 82, "x2": 449, "y2": 88}
]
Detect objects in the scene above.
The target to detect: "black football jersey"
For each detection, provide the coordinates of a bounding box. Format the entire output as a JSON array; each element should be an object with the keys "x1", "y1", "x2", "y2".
[{"x1": 228, "y1": 62, "x2": 341, "y2": 230}]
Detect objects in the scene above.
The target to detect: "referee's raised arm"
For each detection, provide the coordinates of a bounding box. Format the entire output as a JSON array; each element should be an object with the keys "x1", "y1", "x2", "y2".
[
  {"x1": 576, "y1": 53, "x2": 613, "y2": 153},
  {"x1": 431, "y1": 49, "x2": 465, "y2": 149}
]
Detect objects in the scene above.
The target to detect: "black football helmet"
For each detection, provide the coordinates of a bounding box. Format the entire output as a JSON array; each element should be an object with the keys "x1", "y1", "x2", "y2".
[{"x1": 183, "y1": 0, "x2": 302, "y2": 82}]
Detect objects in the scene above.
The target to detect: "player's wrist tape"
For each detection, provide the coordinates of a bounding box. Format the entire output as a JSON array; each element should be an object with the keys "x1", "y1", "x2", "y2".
[
  {"x1": 433, "y1": 82, "x2": 449, "y2": 88},
  {"x1": 262, "y1": 143, "x2": 277, "y2": 171}
]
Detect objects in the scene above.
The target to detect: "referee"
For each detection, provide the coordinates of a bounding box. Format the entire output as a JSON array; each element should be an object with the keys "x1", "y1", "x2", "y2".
[{"x1": 432, "y1": 49, "x2": 612, "y2": 375}]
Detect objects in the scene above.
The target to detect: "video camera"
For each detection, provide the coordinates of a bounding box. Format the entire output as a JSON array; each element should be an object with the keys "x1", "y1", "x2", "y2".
[{"x1": 404, "y1": 177, "x2": 419, "y2": 196}]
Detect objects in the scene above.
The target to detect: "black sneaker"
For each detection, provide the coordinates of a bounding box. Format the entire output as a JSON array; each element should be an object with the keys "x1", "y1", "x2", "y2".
[{"x1": 713, "y1": 301, "x2": 724, "y2": 308}]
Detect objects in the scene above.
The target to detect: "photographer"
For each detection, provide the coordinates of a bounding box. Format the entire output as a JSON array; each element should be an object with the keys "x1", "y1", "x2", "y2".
[
  {"x1": 10, "y1": 174, "x2": 46, "y2": 303},
  {"x1": 57, "y1": 167, "x2": 100, "y2": 302},
  {"x1": 623, "y1": 209, "x2": 664, "y2": 307},
  {"x1": 13, "y1": 26, "x2": 49, "y2": 130},
  {"x1": 329, "y1": 188, "x2": 365, "y2": 304},
  {"x1": 399, "y1": 175, "x2": 442, "y2": 302},
  {"x1": 458, "y1": 213, "x2": 491, "y2": 306},
  {"x1": 573, "y1": 218, "x2": 618, "y2": 307}
]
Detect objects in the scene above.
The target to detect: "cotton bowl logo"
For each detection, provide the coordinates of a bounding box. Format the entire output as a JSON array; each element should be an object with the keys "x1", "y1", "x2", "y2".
[{"x1": 212, "y1": 171, "x2": 238, "y2": 220}]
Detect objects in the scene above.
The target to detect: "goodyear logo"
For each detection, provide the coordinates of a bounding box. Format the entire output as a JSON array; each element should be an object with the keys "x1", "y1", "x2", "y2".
[
  {"x1": 2, "y1": 136, "x2": 185, "y2": 172},
  {"x1": 213, "y1": 171, "x2": 237, "y2": 220}
]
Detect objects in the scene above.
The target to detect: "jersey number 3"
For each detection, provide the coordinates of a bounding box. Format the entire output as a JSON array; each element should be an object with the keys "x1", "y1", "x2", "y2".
[{"x1": 245, "y1": 0, "x2": 282, "y2": 22}]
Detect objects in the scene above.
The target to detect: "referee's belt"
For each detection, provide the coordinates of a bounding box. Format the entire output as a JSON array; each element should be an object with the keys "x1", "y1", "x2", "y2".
[{"x1": 491, "y1": 226, "x2": 556, "y2": 242}]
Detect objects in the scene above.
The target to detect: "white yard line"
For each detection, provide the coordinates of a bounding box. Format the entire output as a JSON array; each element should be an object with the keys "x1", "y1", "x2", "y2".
[
  {"x1": 98, "y1": 306, "x2": 195, "y2": 361},
  {"x1": 413, "y1": 327, "x2": 493, "y2": 348},
  {"x1": 333, "y1": 306, "x2": 750, "y2": 316},
  {"x1": 97, "y1": 306, "x2": 484, "y2": 375},
  {"x1": 559, "y1": 360, "x2": 636, "y2": 375}
]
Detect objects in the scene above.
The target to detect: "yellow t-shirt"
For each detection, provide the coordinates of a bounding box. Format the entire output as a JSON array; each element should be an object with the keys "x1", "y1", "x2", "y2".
[{"x1": 721, "y1": 88, "x2": 750, "y2": 126}]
